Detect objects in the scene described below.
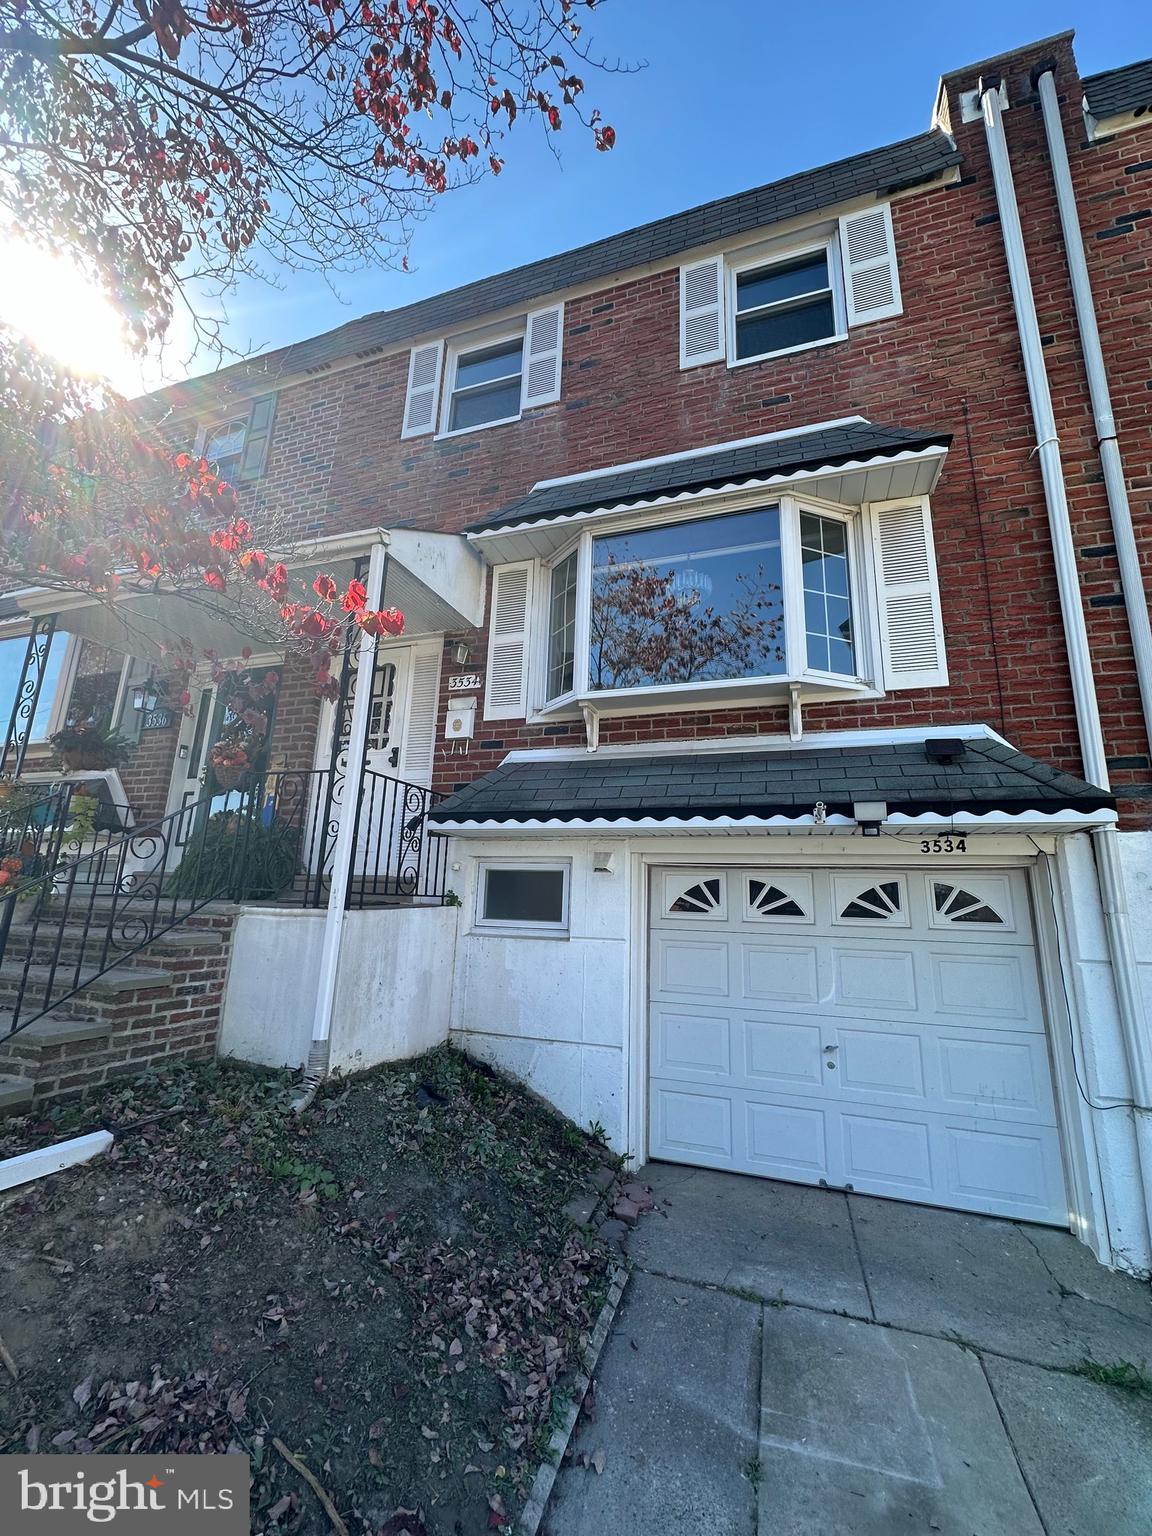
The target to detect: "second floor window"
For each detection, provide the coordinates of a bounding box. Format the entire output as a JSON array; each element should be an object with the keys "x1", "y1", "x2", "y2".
[
  {"x1": 733, "y1": 249, "x2": 839, "y2": 362},
  {"x1": 446, "y1": 337, "x2": 524, "y2": 434},
  {"x1": 203, "y1": 417, "x2": 249, "y2": 482}
]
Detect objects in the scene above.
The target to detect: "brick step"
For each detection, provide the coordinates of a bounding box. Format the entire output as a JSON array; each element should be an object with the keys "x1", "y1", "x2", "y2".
[
  {"x1": 0, "y1": 963, "x2": 175, "y2": 1019},
  {"x1": 0, "y1": 1073, "x2": 34, "y2": 1114}
]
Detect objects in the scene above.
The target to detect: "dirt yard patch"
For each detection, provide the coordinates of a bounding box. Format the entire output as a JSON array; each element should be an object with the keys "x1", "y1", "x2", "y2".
[{"x1": 0, "y1": 1050, "x2": 617, "y2": 1534}]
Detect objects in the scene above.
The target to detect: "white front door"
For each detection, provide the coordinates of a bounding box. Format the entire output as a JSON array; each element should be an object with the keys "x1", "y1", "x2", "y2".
[
  {"x1": 648, "y1": 865, "x2": 1068, "y2": 1225},
  {"x1": 313, "y1": 640, "x2": 442, "y2": 892}
]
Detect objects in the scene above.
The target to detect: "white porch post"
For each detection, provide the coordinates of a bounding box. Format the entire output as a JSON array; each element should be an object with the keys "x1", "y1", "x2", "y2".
[{"x1": 295, "y1": 539, "x2": 389, "y2": 1104}]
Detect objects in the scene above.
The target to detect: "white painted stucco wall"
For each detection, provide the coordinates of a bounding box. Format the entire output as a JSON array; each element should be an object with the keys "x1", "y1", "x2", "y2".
[
  {"x1": 448, "y1": 836, "x2": 631, "y2": 1148},
  {"x1": 219, "y1": 904, "x2": 457, "y2": 1074}
]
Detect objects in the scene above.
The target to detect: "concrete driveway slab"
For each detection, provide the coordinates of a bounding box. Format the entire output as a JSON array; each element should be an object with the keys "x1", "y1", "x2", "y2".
[
  {"x1": 632, "y1": 1164, "x2": 870, "y2": 1314},
  {"x1": 848, "y1": 1193, "x2": 1152, "y2": 1368},
  {"x1": 545, "y1": 1269, "x2": 759, "y2": 1536},
  {"x1": 758, "y1": 1307, "x2": 1044, "y2": 1535},
  {"x1": 982, "y1": 1354, "x2": 1152, "y2": 1535}
]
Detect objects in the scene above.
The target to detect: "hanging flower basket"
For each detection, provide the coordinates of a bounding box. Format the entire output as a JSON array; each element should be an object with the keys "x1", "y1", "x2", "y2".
[
  {"x1": 213, "y1": 763, "x2": 250, "y2": 792},
  {"x1": 208, "y1": 736, "x2": 255, "y2": 793}
]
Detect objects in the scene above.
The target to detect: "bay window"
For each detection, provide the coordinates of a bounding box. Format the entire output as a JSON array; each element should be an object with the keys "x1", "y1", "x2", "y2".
[{"x1": 540, "y1": 497, "x2": 860, "y2": 709}]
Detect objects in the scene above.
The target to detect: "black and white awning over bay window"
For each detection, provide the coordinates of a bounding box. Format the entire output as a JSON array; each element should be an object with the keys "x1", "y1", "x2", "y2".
[{"x1": 469, "y1": 420, "x2": 954, "y2": 725}]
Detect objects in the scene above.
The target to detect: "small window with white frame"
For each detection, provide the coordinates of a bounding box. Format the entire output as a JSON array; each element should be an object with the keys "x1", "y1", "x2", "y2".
[
  {"x1": 476, "y1": 861, "x2": 570, "y2": 933},
  {"x1": 444, "y1": 336, "x2": 524, "y2": 435},
  {"x1": 730, "y1": 243, "x2": 843, "y2": 364}
]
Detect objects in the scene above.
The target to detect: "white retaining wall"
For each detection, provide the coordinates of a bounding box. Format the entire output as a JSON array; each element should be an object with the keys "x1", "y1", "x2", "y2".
[{"x1": 219, "y1": 904, "x2": 457, "y2": 1073}]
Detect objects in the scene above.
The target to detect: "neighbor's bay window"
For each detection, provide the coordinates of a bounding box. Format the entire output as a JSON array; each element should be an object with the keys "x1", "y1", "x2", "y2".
[{"x1": 542, "y1": 498, "x2": 858, "y2": 708}]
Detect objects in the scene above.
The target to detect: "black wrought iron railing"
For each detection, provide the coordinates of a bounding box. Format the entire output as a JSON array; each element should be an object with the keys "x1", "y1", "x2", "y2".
[{"x1": 0, "y1": 766, "x2": 448, "y2": 1040}]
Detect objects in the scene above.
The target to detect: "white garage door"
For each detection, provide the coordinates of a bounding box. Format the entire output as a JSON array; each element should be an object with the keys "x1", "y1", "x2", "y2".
[{"x1": 648, "y1": 867, "x2": 1068, "y2": 1225}]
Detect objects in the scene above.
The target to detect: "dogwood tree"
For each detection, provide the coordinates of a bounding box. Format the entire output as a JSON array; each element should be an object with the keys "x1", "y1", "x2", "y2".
[{"x1": 0, "y1": 0, "x2": 621, "y2": 688}]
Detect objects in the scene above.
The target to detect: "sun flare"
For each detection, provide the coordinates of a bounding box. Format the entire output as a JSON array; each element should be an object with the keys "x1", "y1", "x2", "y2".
[{"x1": 0, "y1": 234, "x2": 145, "y2": 395}]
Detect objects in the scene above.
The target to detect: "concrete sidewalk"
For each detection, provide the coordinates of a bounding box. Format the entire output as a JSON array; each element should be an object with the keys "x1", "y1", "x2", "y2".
[{"x1": 545, "y1": 1165, "x2": 1152, "y2": 1536}]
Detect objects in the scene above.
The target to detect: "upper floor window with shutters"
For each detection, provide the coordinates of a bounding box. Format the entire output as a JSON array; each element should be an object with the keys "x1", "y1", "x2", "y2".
[
  {"x1": 400, "y1": 304, "x2": 564, "y2": 441},
  {"x1": 197, "y1": 394, "x2": 277, "y2": 484},
  {"x1": 679, "y1": 204, "x2": 903, "y2": 370},
  {"x1": 446, "y1": 336, "x2": 524, "y2": 434}
]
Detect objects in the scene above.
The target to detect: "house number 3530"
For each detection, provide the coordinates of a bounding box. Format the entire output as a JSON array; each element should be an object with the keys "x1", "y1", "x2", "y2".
[{"x1": 919, "y1": 837, "x2": 967, "y2": 854}]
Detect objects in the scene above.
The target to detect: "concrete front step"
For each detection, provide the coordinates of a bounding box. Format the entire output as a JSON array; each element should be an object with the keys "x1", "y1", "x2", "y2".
[
  {"x1": 0, "y1": 1013, "x2": 110, "y2": 1047},
  {"x1": 0, "y1": 1073, "x2": 34, "y2": 1113},
  {"x1": 12, "y1": 928, "x2": 223, "y2": 968}
]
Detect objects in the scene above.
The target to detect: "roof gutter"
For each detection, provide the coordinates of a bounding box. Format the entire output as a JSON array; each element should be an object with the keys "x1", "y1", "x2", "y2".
[{"x1": 980, "y1": 75, "x2": 1152, "y2": 1264}]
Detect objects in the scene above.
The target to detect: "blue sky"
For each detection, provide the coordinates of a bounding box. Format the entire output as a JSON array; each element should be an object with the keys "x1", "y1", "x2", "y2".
[{"x1": 192, "y1": 3, "x2": 1151, "y2": 378}]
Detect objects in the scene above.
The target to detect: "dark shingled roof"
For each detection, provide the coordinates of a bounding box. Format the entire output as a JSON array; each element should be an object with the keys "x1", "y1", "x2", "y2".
[
  {"x1": 161, "y1": 129, "x2": 961, "y2": 409},
  {"x1": 428, "y1": 739, "x2": 1113, "y2": 826},
  {"x1": 467, "y1": 422, "x2": 952, "y2": 533},
  {"x1": 1084, "y1": 59, "x2": 1152, "y2": 120}
]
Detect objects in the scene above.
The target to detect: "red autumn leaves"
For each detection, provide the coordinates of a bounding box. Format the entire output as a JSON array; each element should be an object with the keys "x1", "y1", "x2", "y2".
[{"x1": 203, "y1": 517, "x2": 404, "y2": 659}]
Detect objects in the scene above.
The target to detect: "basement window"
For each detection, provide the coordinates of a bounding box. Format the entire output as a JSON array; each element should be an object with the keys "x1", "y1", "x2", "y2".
[{"x1": 476, "y1": 862, "x2": 570, "y2": 933}]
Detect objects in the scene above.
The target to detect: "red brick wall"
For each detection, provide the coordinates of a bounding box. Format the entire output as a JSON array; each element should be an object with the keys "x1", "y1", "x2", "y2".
[{"x1": 156, "y1": 34, "x2": 1151, "y2": 826}]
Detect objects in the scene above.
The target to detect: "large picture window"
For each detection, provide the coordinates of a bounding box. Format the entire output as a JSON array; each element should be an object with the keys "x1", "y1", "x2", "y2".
[
  {"x1": 542, "y1": 497, "x2": 858, "y2": 707},
  {"x1": 589, "y1": 508, "x2": 786, "y2": 691}
]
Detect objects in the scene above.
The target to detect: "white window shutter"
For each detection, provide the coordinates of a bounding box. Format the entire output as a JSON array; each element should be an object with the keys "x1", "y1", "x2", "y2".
[
  {"x1": 679, "y1": 256, "x2": 725, "y2": 367},
  {"x1": 839, "y1": 205, "x2": 903, "y2": 325},
  {"x1": 522, "y1": 304, "x2": 564, "y2": 408},
  {"x1": 484, "y1": 562, "x2": 534, "y2": 720},
  {"x1": 870, "y1": 499, "x2": 948, "y2": 690},
  {"x1": 399, "y1": 642, "x2": 443, "y2": 784},
  {"x1": 401, "y1": 341, "x2": 443, "y2": 438}
]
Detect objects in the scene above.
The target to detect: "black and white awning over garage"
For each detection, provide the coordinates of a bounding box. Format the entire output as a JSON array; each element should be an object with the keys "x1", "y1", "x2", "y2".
[{"x1": 428, "y1": 735, "x2": 1115, "y2": 834}]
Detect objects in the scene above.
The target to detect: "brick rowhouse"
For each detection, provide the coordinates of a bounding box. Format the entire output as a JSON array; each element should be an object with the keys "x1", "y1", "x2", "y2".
[{"x1": 138, "y1": 33, "x2": 1149, "y2": 830}]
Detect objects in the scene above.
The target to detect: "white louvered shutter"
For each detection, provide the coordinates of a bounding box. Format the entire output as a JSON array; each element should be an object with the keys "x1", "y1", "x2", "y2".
[
  {"x1": 399, "y1": 642, "x2": 443, "y2": 784},
  {"x1": 401, "y1": 341, "x2": 444, "y2": 438},
  {"x1": 679, "y1": 256, "x2": 725, "y2": 367},
  {"x1": 839, "y1": 205, "x2": 903, "y2": 326},
  {"x1": 521, "y1": 304, "x2": 564, "y2": 408},
  {"x1": 870, "y1": 499, "x2": 948, "y2": 690},
  {"x1": 484, "y1": 562, "x2": 534, "y2": 720}
]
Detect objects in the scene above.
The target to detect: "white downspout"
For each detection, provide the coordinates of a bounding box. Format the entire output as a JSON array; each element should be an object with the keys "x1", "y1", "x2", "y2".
[
  {"x1": 293, "y1": 538, "x2": 389, "y2": 1111},
  {"x1": 980, "y1": 79, "x2": 1152, "y2": 1267},
  {"x1": 979, "y1": 81, "x2": 1107, "y2": 789},
  {"x1": 1035, "y1": 65, "x2": 1152, "y2": 754}
]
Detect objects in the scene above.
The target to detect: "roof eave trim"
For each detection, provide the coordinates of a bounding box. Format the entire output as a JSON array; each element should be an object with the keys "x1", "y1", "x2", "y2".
[
  {"x1": 430, "y1": 807, "x2": 1117, "y2": 833},
  {"x1": 467, "y1": 443, "x2": 952, "y2": 540}
]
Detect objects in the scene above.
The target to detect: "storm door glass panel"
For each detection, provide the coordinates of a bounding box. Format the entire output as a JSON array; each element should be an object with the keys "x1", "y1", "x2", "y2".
[
  {"x1": 547, "y1": 552, "x2": 578, "y2": 699},
  {"x1": 589, "y1": 507, "x2": 786, "y2": 691},
  {"x1": 800, "y1": 513, "x2": 854, "y2": 675}
]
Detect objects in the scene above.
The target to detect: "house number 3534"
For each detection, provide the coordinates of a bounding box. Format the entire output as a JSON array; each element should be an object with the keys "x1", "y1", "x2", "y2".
[{"x1": 919, "y1": 837, "x2": 967, "y2": 854}]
